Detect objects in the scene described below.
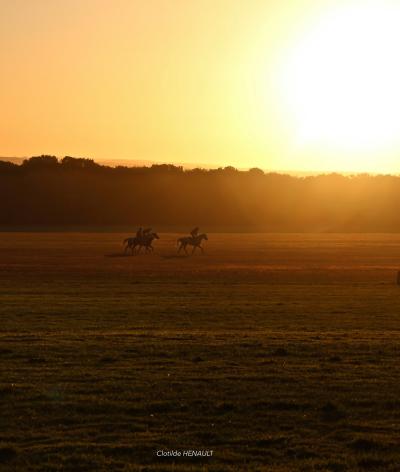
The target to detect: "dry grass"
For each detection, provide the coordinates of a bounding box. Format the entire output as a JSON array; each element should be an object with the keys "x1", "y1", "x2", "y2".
[{"x1": 0, "y1": 232, "x2": 400, "y2": 471}]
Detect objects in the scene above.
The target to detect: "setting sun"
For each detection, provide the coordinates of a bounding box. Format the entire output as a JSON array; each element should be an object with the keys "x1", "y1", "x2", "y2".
[
  {"x1": 280, "y1": 1, "x2": 400, "y2": 171},
  {"x1": 2, "y1": 0, "x2": 400, "y2": 173}
]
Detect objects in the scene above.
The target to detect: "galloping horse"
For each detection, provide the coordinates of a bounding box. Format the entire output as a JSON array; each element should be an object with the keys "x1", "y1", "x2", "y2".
[
  {"x1": 177, "y1": 233, "x2": 208, "y2": 254},
  {"x1": 139, "y1": 232, "x2": 159, "y2": 253},
  {"x1": 124, "y1": 232, "x2": 159, "y2": 254}
]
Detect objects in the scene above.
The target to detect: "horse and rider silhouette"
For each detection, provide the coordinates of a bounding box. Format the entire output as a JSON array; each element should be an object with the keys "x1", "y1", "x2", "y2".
[
  {"x1": 123, "y1": 227, "x2": 159, "y2": 255},
  {"x1": 123, "y1": 227, "x2": 208, "y2": 255},
  {"x1": 177, "y1": 227, "x2": 208, "y2": 254}
]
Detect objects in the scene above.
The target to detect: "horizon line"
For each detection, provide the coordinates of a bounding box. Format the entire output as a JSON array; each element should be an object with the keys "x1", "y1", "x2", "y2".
[{"x1": 0, "y1": 155, "x2": 398, "y2": 177}]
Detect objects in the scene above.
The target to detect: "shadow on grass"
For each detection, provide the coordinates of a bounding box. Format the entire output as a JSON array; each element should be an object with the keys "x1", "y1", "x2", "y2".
[
  {"x1": 161, "y1": 254, "x2": 189, "y2": 259},
  {"x1": 104, "y1": 253, "x2": 131, "y2": 258},
  {"x1": 0, "y1": 445, "x2": 18, "y2": 464}
]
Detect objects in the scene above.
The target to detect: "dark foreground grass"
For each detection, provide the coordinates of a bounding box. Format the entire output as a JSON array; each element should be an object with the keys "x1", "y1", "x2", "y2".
[{"x1": 0, "y1": 233, "x2": 400, "y2": 471}]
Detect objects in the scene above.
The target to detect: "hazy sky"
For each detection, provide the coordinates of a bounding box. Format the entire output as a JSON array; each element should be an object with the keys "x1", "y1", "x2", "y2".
[{"x1": 2, "y1": 0, "x2": 400, "y2": 172}]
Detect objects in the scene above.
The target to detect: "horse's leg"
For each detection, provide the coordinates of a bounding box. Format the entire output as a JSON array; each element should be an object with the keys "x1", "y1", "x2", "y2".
[
  {"x1": 184, "y1": 244, "x2": 188, "y2": 254},
  {"x1": 192, "y1": 245, "x2": 196, "y2": 255},
  {"x1": 125, "y1": 241, "x2": 132, "y2": 254},
  {"x1": 199, "y1": 245, "x2": 204, "y2": 254}
]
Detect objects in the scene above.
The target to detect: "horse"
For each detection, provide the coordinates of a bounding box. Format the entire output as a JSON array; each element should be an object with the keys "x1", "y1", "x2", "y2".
[
  {"x1": 123, "y1": 232, "x2": 159, "y2": 255},
  {"x1": 177, "y1": 233, "x2": 208, "y2": 254},
  {"x1": 137, "y1": 232, "x2": 159, "y2": 253},
  {"x1": 123, "y1": 236, "x2": 137, "y2": 255}
]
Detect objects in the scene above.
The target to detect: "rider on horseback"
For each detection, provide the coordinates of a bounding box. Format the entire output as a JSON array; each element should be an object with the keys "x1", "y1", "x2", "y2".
[
  {"x1": 125, "y1": 227, "x2": 159, "y2": 254},
  {"x1": 177, "y1": 228, "x2": 208, "y2": 254}
]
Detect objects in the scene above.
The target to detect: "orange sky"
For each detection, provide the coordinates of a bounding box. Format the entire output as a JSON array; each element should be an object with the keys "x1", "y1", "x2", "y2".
[{"x1": 2, "y1": 0, "x2": 400, "y2": 173}]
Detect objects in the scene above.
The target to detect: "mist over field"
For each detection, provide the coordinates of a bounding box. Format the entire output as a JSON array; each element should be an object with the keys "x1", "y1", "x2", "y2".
[{"x1": 2, "y1": 156, "x2": 400, "y2": 231}]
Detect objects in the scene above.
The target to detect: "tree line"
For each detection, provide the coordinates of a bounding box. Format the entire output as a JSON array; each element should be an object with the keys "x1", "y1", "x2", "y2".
[{"x1": 1, "y1": 155, "x2": 400, "y2": 231}]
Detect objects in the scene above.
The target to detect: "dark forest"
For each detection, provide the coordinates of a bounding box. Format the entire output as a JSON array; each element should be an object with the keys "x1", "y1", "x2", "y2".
[{"x1": 1, "y1": 155, "x2": 400, "y2": 231}]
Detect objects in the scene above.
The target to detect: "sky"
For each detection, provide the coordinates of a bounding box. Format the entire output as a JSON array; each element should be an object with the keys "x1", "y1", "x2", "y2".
[{"x1": 2, "y1": 0, "x2": 400, "y2": 173}]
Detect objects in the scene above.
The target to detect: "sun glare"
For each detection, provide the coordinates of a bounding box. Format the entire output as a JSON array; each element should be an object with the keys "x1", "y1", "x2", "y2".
[{"x1": 280, "y1": 1, "x2": 400, "y2": 167}]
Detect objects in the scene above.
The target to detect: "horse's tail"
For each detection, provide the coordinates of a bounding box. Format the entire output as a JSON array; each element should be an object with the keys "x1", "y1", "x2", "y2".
[
  {"x1": 123, "y1": 238, "x2": 128, "y2": 245},
  {"x1": 177, "y1": 238, "x2": 181, "y2": 246}
]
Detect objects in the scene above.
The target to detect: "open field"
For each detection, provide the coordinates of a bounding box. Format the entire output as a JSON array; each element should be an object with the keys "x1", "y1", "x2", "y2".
[{"x1": 1, "y1": 233, "x2": 400, "y2": 471}]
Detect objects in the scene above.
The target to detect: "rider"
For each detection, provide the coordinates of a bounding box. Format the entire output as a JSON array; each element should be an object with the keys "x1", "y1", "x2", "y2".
[
  {"x1": 136, "y1": 227, "x2": 143, "y2": 239},
  {"x1": 190, "y1": 227, "x2": 199, "y2": 238}
]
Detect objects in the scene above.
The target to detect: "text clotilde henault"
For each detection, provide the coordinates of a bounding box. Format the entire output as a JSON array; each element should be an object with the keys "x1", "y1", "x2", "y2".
[{"x1": 156, "y1": 450, "x2": 213, "y2": 457}]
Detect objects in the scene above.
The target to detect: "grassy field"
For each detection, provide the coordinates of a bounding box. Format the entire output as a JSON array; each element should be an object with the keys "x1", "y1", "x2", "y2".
[{"x1": 1, "y1": 232, "x2": 400, "y2": 471}]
